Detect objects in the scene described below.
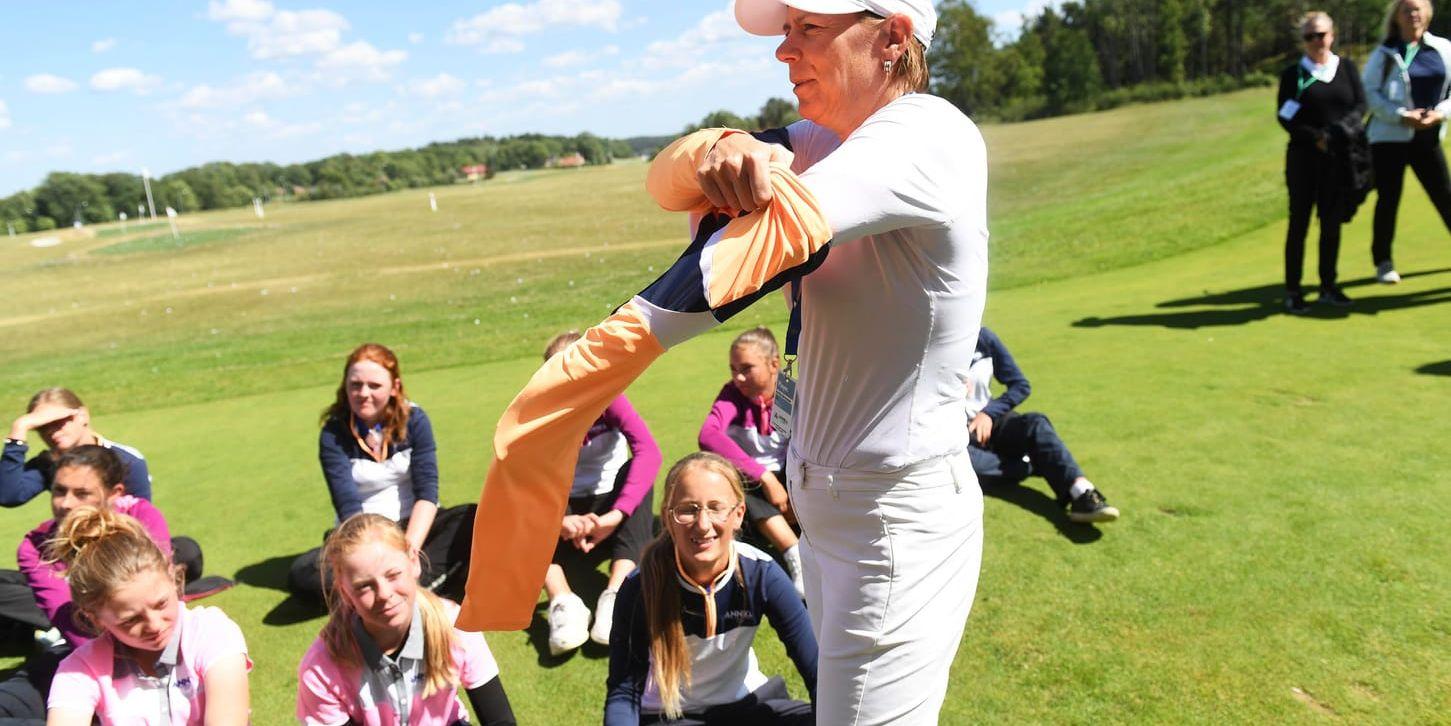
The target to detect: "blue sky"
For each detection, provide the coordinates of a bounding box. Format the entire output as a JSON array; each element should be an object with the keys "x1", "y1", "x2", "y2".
[{"x1": 0, "y1": 0, "x2": 1042, "y2": 196}]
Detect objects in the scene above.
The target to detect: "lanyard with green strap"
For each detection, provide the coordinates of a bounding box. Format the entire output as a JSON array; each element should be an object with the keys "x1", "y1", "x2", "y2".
[{"x1": 1297, "y1": 69, "x2": 1319, "y2": 98}]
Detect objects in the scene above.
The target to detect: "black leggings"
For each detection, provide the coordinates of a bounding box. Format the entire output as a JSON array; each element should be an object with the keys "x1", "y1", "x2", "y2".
[
  {"x1": 288, "y1": 504, "x2": 477, "y2": 602},
  {"x1": 1285, "y1": 144, "x2": 1343, "y2": 293},
  {"x1": 1371, "y1": 130, "x2": 1451, "y2": 265}
]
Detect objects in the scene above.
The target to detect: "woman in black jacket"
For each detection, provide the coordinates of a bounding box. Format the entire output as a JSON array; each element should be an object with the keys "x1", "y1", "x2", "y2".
[{"x1": 1277, "y1": 11, "x2": 1367, "y2": 313}]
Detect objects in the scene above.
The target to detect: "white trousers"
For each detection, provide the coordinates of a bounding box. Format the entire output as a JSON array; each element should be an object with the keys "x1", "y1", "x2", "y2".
[{"x1": 788, "y1": 451, "x2": 983, "y2": 726}]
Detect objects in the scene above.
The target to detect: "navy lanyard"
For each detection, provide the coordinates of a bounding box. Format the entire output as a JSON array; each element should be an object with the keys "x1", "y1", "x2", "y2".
[{"x1": 784, "y1": 280, "x2": 802, "y2": 371}]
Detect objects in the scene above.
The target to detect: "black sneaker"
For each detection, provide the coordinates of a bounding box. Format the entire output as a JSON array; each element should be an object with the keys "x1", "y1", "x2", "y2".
[
  {"x1": 1068, "y1": 489, "x2": 1120, "y2": 523},
  {"x1": 1284, "y1": 292, "x2": 1309, "y2": 315},
  {"x1": 182, "y1": 576, "x2": 236, "y2": 602},
  {"x1": 1318, "y1": 286, "x2": 1352, "y2": 307}
]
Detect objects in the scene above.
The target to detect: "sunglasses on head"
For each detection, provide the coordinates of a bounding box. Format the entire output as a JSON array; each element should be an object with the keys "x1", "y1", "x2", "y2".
[{"x1": 1303, "y1": 31, "x2": 1329, "y2": 41}]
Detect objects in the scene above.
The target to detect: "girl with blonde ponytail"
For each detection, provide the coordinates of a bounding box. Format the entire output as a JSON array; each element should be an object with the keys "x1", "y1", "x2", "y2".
[
  {"x1": 41, "y1": 506, "x2": 251, "y2": 725},
  {"x1": 604, "y1": 452, "x2": 816, "y2": 725},
  {"x1": 296, "y1": 513, "x2": 516, "y2": 725}
]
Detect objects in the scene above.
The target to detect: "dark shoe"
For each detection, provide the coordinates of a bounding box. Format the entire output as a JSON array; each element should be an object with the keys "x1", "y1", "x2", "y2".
[
  {"x1": 1068, "y1": 489, "x2": 1120, "y2": 523},
  {"x1": 1284, "y1": 292, "x2": 1309, "y2": 315},
  {"x1": 1318, "y1": 286, "x2": 1352, "y2": 307},
  {"x1": 182, "y1": 576, "x2": 236, "y2": 602}
]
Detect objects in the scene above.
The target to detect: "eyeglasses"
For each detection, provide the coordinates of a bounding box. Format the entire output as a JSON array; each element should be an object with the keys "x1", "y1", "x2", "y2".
[
  {"x1": 669, "y1": 502, "x2": 738, "y2": 525},
  {"x1": 1303, "y1": 31, "x2": 1329, "y2": 41}
]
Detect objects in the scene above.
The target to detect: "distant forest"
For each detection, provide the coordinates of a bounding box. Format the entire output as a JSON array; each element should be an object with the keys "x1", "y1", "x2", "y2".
[
  {"x1": 7, "y1": 0, "x2": 1444, "y2": 233},
  {"x1": 931, "y1": 0, "x2": 1451, "y2": 120}
]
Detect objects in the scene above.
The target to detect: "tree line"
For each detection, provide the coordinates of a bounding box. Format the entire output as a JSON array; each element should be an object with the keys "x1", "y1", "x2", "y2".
[
  {"x1": 930, "y1": 0, "x2": 1451, "y2": 121},
  {"x1": 1, "y1": 133, "x2": 635, "y2": 234}
]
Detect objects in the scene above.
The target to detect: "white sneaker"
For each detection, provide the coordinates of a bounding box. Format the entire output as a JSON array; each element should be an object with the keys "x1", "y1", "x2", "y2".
[
  {"x1": 590, "y1": 589, "x2": 617, "y2": 646},
  {"x1": 34, "y1": 627, "x2": 63, "y2": 649},
  {"x1": 547, "y1": 593, "x2": 590, "y2": 656},
  {"x1": 782, "y1": 544, "x2": 806, "y2": 599},
  {"x1": 1376, "y1": 261, "x2": 1401, "y2": 284}
]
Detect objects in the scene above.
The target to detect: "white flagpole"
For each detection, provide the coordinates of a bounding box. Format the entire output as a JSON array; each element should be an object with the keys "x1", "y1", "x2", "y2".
[{"x1": 142, "y1": 168, "x2": 157, "y2": 220}]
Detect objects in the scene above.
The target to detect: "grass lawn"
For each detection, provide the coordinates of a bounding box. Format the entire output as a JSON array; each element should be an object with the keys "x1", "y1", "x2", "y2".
[{"x1": 2, "y1": 87, "x2": 1449, "y2": 722}]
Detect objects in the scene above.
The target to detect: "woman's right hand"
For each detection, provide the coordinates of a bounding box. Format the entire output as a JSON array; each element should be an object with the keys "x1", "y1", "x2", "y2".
[
  {"x1": 696, "y1": 133, "x2": 794, "y2": 215},
  {"x1": 9, "y1": 407, "x2": 77, "y2": 442}
]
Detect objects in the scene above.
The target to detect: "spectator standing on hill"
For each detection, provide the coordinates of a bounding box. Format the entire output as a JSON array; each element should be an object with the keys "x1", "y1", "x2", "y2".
[
  {"x1": 538, "y1": 331, "x2": 662, "y2": 657},
  {"x1": 289, "y1": 344, "x2": 476, "y2": 603},
  {"x1": 697, "y1": 327, "x2": 805, "y2": 597},
  {"x1": 684, "y1": 0, "x2": 989, "y2": 721},
  {"x1": 604, "y1": 453, "x2": 814, "y2": 726},
  {"x1": 2, "y1": 388, "x2": 151, "y2": 506},
  {"x1": 1276, "y1": 11, "x2": 1368, "y2": 314},
  {"x1": 966, "y1": 328, "x2": 1119, "y2": 523},
  {"x1": 1364, "y1": 0, "x2": 1451, "y2": 283}
]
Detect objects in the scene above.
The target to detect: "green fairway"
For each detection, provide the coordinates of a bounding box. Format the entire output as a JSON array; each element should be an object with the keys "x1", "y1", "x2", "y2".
[{"x1": 3, "y1": 87, "x2": 1449, "y2": 722}]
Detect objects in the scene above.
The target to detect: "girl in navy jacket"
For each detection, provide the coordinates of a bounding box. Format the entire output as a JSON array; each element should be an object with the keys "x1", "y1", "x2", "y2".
[
  {"x1": 288, "y1": 343, "x2": 476, "y2": 601},
  {"x1": 605, "y1": 452, "x2": 814, "y2": 725}
]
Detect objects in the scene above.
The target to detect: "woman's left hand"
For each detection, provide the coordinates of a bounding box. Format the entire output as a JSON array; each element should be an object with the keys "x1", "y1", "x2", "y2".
[{"x1": 1418, "y1": 110, "x2": 1445, "y2": 129}]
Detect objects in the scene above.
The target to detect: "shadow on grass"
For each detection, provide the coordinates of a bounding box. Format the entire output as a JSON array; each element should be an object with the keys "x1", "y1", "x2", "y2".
[
  {"x1": 1072, "y1": 267, "x2": 1451, "y2": 329},
  {"x1": 1416, "y1": 360, "x2": 1451, "y2": 376},
  {"x1": 979, "y1": 479, "x2": 1104, "y2": 544},
  {"x1": 236, "y1": 552, "x2": 326, "y2": 626}
]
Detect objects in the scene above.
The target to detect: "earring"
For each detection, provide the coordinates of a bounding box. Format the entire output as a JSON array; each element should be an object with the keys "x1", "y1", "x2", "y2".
[{"x1": 883, "y1": 59, "x2": 893, "y2": 73}]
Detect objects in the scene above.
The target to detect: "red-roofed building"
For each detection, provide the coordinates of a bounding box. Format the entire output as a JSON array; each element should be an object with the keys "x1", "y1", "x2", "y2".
[{"x1": 461, "y1": 164, "x2": 489, "y2": 181}]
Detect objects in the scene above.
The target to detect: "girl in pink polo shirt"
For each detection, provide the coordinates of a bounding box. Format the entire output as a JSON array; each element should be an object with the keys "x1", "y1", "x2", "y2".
[
  {"x1": 44, "y1": 506, "x2": 252, "y2": 725},
  {"x1": 697, "y1": 327, "x2": 804, "y2": 596},
  {"x1": 296, "y1": 513, "x2": 516, "y2": 726}
]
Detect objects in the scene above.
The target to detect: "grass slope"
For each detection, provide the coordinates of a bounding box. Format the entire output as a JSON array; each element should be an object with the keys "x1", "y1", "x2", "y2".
[{"x1": 3, "y1": 87, "x2": 1449, "y2": 721}]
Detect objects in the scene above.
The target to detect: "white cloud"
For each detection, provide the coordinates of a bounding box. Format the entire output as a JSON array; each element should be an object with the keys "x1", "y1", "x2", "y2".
[
  {"x1": 209, "y1": 0, "x2": 350, "y2": 60},
  {"x1": 232, "y1": 108, "x2": 323, "y2": 139},
  {"x1": 243, "y1": 110, "x2": 272, "y2": 127},
  {"x1": 24, "y1": 74, "x2": 78, "y2": 94},
  {"x1": 0, "y1": 100, "x2": 10, "y2": 130},
  {"x1": 92, "y1": 150, "x2": 131, "y2": 165},
  {"x1": 486, "y1": 38, "x2": 527, "y2": 54},
  {"x1": 247, "y1": 9, "x2": 351, "y2": 59},
  {"x1": 92, "y1": 37, "x2": 117, "y2": 53},
  {"x1": 644, "y1": 7, "x2": 739, "y2": 62},
  {"x1": 207, "y1": 0, "x2": 275, "y2": 23},
  {"x1": 404, "y1": 73, "x2": 466, "y2": 98},
  {"x1": 447, "y1": 0, "x2": 622, "y2": 51},
  {"x1": 408, "y1": 32, "x2": 424, "y2": 44},
  {"x1": 90, "y1": 67, "x2": 163, "y2": 94},
  {"x1": 316, "y1": 41, "x2": 408, "y2": 82},
  {"x1": 176, "y1": 71, "x2": 294, "y2": 109},
  {"x1": 543, "y1": 45, "x2": 618, "y2": 68}
]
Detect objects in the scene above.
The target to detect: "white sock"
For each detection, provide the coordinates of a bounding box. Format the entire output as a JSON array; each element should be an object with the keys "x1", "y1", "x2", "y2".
[{"x1": 1068, "y1": 479, "x2": 1095, "y2": 500}]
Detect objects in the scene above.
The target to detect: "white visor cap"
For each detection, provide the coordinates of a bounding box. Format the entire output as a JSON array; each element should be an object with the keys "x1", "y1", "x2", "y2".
[{"x1": 735, "y1": 0, "x2": 936, "y2": 48}]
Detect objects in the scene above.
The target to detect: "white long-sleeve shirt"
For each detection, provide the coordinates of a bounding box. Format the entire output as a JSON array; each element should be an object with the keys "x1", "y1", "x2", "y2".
[{"x1": 786, "y1": 94, "x2": 989, "y2": 472}]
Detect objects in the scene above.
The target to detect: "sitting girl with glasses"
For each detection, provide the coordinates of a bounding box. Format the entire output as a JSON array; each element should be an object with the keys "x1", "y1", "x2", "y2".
[{"x1": 604, "y1": 452, "x2": 815, "y2": 726}]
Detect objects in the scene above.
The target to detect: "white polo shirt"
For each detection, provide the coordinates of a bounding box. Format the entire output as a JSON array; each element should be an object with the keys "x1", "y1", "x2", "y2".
[{"x1": 786, "y1": 94, "x2": 989, "y2": 472}]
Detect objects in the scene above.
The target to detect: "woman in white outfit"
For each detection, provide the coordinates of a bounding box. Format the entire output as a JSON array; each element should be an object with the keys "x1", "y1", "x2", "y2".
[{"x1": 700, "y1": 1, "x2": 989, "y2": 723}]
